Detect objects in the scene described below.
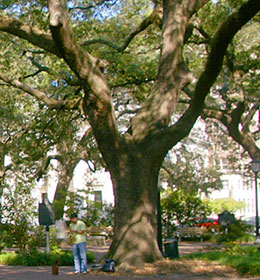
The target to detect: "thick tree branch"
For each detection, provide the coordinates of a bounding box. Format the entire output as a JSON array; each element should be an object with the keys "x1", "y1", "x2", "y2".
[
  {"x1": 131, "y1": 0, "x2": 208, "y2": 141},
  {"x1": 192, "y1": 0, "x2": 260, "y2": 108},
  {"x1": 0, "y1": 73, "x2": 80, "y2": 109},
  {"x1": 202, "y1": 103, "x2": 260, "y2": 159},
  {"x1": 82, "y1": 4, "x2": 163, "y2": 52},
  {"x1": 243, "y1": 103, "x2": 260, "y2": 133},
  {"x1": 36, "y1": 154, "x2": 64, "y2": 180},
  {"x1": 179, "y1": 0, "x2": 259, "y2": 129},
  {"x1": 153, "y1": 0, "x2": 260, "y2": 155},
  {"x1": 0, "y1": 15, "x2": 106, "y2": 69},
  {"x1": 47, "y1": 0, "x2": 125, "y2": 173},
  {"x1": 48, "y1": 0, "x2": 112, "y2": 103},
  {"x1": 0, "y1": 16, "x2": 61, "y2": 57}
]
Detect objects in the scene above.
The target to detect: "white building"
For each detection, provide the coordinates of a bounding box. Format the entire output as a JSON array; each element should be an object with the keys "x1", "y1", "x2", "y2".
[{"x1": 210, "y1": 173, "x2": 256, "y2": 223}]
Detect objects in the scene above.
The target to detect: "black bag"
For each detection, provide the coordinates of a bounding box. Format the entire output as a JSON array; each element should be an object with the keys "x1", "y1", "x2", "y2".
[{"x1": 101, "y1": 259, "x2": 116, "y2": 272}]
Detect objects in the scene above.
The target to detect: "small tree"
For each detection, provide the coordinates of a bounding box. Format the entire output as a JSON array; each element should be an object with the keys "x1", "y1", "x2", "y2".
[
  {"x1": 1, "y1": 181, "x2": 38, "y2": 252},
  {"x1": 65, "y1": 190, "x2": 114, "y2": 227},
  {"x1": 161, "y1": 189, "x2": 211, "y2": 238}
]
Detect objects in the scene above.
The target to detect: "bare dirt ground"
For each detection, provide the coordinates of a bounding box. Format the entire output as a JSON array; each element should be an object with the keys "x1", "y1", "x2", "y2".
[
  {"x1": 85, "y1": 242, "x2": 259, "y2": 280},
  {"x1": 88, "y1": 241, "x2": 222, "y2": 264}
]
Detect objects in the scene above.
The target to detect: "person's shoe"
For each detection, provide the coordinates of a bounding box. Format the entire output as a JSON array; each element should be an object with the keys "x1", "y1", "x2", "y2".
[
  {"x1": 74, "y1": 272, "x2": 80, "y2": 275},
  {"x1": 83, "y1": 271, "x2": 87, "y2": 275}
]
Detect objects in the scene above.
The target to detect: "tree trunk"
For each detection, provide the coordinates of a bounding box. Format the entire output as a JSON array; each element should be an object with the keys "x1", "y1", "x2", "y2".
[
  {"x1": 106, "y1": 149, "x2": 164, "y2": 269},
  {"x1": 45, "y1": 131, "x2": 92, "y2": 219},
  {"x1": 53, "y1": 163, "x2": 75, "y2": 219}
]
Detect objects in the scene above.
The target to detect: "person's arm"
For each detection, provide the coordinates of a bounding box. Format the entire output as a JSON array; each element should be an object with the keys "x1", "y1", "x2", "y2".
[
  {"x1": 75, "y1": 229, "x2": 86, "y2": 234},
  {"x1": 74, "y1": 222, "x2": 86, "y2": 234},
  {"x1": 68, "y1": 225, "x2": 73, "y2": 233}
]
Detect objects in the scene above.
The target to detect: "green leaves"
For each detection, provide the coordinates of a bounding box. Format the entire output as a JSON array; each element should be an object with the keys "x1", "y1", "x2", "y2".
[
  {"x1": 208, "y1": 198, "x2": 246, "y2": 215},
  {"x1": 161, "y1": 188, "x2": 211, "y2": 237}
]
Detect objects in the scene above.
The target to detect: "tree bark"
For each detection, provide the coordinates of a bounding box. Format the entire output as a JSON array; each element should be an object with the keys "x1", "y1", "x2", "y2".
[
  {"x1": 53, "y1": 160, "x2": 77, "y2": 220},
  {"x1": 106, "y1": 146, "x2": 164, "y2": 269}
]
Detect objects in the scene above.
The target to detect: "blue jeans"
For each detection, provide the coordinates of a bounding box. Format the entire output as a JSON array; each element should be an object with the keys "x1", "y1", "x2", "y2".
[{"x1": 72, "y1": 242, "x2": 87, "y2": 273}]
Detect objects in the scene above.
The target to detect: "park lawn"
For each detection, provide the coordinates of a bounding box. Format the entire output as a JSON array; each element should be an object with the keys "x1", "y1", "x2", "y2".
[{"x1": 183, "y1": 245, "x2": 260, "y2": 276}]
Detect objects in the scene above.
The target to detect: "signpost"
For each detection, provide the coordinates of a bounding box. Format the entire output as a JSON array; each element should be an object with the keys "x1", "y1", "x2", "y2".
[
  {"x1": 38, "y1": 193, "x2": 55, "y2": 254},
  {"x1": 218, "y1": 210, "x2": 235, "y2": 234}
]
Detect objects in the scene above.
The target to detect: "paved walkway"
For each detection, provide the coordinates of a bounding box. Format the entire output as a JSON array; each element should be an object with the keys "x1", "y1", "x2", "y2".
[
  {"x1": 0, "y1": 243, "x2": 259, "y2": 280},
  {"x1": 1, "y1": 265, "x2": 258, "y2": 280}
]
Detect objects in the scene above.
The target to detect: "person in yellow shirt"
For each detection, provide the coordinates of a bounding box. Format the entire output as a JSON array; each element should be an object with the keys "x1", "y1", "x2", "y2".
[{"x1": 69, "y1": 213, "x2": 87, "y2": 274}]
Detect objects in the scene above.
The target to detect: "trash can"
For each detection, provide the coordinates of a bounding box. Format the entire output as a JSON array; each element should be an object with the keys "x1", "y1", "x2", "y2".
[{"x1": 164, "y1": 239, "x2": 179, "y2": 259}]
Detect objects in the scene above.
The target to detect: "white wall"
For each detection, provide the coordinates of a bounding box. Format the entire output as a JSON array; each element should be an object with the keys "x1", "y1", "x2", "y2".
[{"x1": 210, "y1": 174, "x2": 257, "y2": 221}]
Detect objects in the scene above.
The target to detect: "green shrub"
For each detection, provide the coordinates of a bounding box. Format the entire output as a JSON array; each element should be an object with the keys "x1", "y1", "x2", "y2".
[
  {"x1": 0, "y1": 250, "x2": 95, "y2": 266},
  {"x1": 0, "y1": 224, "x2": 46, "y2": 253},
  {"x1": 215, "y1": 219, "x2": 252, "y2": 243}
]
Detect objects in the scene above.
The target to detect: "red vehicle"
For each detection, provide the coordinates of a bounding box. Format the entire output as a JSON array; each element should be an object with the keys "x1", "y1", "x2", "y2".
[{"x1": 195, "y1": 218, "x2": 219, "y2": 230}]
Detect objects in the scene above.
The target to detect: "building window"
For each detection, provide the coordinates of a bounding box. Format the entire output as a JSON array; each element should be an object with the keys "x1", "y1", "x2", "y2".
[
  {"x1": 222, "y1": 180, "x2": 228, "y2": 190},
  {"x1": 93, "y1": 191, "x2": 102, "y2": 204}
]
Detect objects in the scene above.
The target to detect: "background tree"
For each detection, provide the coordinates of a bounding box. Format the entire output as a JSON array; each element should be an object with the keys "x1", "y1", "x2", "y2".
[
  {"x1": 160, "y1": 137, "x2": 222, "y2": 238},
  {"x1": 0, "y1": 179, "x2": 37, "y2": 252},
  {"x1": 201, "y1": 14, "x2": 260, "y2": 161},
  {"x1": 36, "y1": 127, "x2": 103, "y2": 219},
  {"x1": 160, "y1": 133, "x2": 224, "y2": 195},
  {"x1": 161, "y1": 189, "x2": 211, "y2": 238},
  {"x1": 0, "y1": 0, "x2": 259, "y2": 269},
  {"x1": 208, "y1": 198, "x2": 246, "y2": 215}
]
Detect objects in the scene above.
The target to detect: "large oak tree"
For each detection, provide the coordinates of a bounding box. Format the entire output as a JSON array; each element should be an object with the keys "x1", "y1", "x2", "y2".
[{"x1": 0, "y1": 0, "x2": 259, "y2": 269}]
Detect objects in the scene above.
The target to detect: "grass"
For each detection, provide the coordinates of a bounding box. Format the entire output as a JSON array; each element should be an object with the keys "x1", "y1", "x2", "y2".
[{"x1": 183, "y1": 244, "x2": 260, "y2": 276}]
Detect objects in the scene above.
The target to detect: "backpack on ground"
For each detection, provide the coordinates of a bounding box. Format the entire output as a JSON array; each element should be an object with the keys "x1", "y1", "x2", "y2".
[{"x1": 101, "y1": 259, "x2": 116, "y2": 272}]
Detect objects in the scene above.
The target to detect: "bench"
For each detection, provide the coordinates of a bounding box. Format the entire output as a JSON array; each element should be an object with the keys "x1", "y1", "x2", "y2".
[
  {"x1": 176, "y1": 227, "x2": 207, "y2": 242},
  {"x1": 86, "y1": 226, "x2": 113, "y2": 246}
]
